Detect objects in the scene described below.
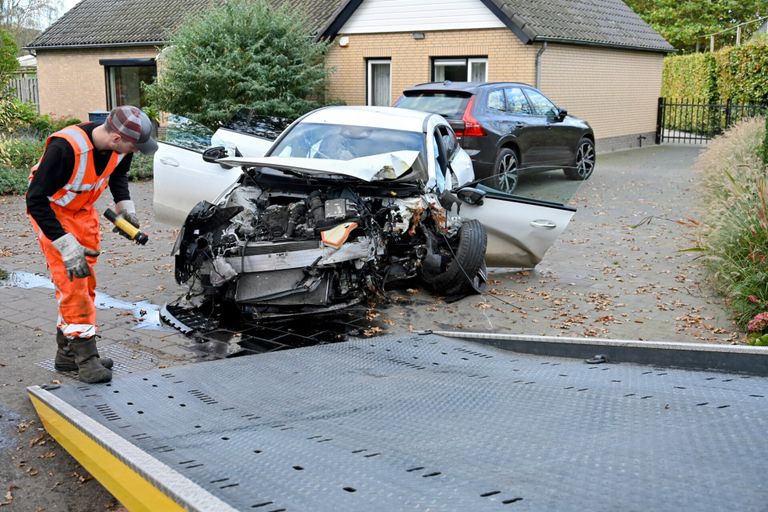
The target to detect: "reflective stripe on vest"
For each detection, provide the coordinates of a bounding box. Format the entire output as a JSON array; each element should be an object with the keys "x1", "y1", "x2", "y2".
[
  {"x1": 34, "y1": 126, "x2": 126, "y2": 209},
  {"x1": 59, "y1": 127, "x2": 91, "y2": 193}
]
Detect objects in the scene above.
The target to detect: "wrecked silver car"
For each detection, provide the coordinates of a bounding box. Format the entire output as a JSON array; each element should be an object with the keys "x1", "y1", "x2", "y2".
[{"x1": 154, "y1": 107, "x2": 575, "y2": 324}]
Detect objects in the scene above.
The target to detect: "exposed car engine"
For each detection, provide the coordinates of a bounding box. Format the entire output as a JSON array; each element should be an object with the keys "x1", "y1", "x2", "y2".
[{"x1": 173, "y1": 171, "x2": 486, "y2": 320}]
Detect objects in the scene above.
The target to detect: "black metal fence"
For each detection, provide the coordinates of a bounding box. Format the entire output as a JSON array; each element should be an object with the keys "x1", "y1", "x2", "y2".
[{"x1": 656, "y1": 97, "x2": 768, "y2": 144}]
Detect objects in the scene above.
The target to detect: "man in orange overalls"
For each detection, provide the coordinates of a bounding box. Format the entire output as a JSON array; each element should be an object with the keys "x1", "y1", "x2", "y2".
[{"x1": 27, "y1": 106, "x2": 157, "y2": 383}]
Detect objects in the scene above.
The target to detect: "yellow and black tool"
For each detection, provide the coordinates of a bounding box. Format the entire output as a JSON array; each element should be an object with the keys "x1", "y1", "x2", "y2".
[{"x1": 104, "y1": 208, "x2": 149, "y2": 245}]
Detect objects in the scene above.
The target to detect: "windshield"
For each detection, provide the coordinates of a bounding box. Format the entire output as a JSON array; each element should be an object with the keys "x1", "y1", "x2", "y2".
[
  {"x1": 398, "y1": 92, "x2": 471, "y2": 118},
  {"x1": 271, "y1": 122, "x2": 425, "y2": 161}
]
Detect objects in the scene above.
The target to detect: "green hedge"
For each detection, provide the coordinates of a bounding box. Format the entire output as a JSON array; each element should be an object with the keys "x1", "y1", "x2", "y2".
[
  {"x1": 715, "y1": 41, "x2": 768, "y2": 104},
  {"x1": 662, "y1": 52, "x2": 718, "y2": 102},
  {"x1": 0, "y1": 165, "x2": 29, "y2": 195},
  {"x1": 0, "y1": 136, "x2": 45, "y2": 169},
  {"x1": 662, "y1": 39, "x2": 768, "y2": 103},
  {"x1": 128, "y1": 153, "x2": 154, "y2": 181},
  {"x1": 661, "y1": 40, "x2": 768, "y2": 135}
]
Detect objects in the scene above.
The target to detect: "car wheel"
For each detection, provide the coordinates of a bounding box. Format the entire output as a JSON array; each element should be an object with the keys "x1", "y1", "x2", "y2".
[
  {"x1": 565, "y1": 138, "x2": 595, "y2": 180},
  {"x1": 492, "y1": 148, "x2": 519, "y2": 193},
  {"x1": 421, "y1": 220, "x2": 487, "y2": 297}
]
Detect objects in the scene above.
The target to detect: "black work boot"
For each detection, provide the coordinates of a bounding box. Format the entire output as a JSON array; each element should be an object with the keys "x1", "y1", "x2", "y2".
[
  {"x1": 55, "y1": 330, "x2": 113, "y2": 372},
  {"x1": 68, "y1": 337, "x2": 113, "y2": 384}
]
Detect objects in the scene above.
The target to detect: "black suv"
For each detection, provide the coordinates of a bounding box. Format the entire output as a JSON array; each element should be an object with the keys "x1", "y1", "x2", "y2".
[{"x1": 395, "y1": 82, "x2": 595, "y2": 193}]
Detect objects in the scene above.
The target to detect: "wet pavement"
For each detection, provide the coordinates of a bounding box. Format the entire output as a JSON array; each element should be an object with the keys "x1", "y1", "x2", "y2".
[{"x1": 0, "y1": 144, "x2": 744, "y2": 510}]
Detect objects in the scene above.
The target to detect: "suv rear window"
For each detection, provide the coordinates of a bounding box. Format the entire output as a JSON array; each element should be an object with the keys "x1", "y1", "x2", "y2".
[{"x1": 398, "y1": 92, "x2": 471, "y2": 118}]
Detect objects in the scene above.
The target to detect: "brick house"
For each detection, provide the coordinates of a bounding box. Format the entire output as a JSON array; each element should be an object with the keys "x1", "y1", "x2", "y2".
[{"x1": 27, "y1": 0, "x2": 672, "y2": 151}]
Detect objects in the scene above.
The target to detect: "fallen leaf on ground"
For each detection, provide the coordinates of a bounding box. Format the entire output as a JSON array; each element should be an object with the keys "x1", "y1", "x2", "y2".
[
  {"x1": 363, "y1": 326, "x2": 383, "y2": 336},
  {"x1": 72, "y1": 471, "x2": 94, "y2": 484},
  {"x1": 28, "y1": 434, "x2": 46, "y2": 448},
  {"x1": 0, "y1": 485, "x2": 19, "y2": 506}
]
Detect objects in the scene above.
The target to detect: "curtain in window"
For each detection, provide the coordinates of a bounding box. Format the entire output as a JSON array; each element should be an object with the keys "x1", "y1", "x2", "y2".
[
  {"x1": 371, "y1": 62, "x2": 391, "y2": 106},
  {"x1": 470, "y1": 61, "x2": 487, "y2": 82}
]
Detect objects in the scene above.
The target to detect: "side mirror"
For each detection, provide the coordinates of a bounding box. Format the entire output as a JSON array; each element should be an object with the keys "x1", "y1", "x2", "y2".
[
  {"x1": 556, "y1": 108, "x2": 568, "y2": 121},
  {"x1": 456, "y1": 187, "x2": 486, "y2": 206},
  {"x1": 202, "y1": 146, "x2": 234, "y2": 169}
]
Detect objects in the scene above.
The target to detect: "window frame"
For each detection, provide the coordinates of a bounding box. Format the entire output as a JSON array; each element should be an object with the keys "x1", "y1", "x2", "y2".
[
  {"x1": 431, "y1": 56, "x2": 488, "y2": 82},
  {"x1": 366, "y1": 58, "x2": 392, "y2": 107},
  {"x1": 99, "y1": 58, "x2": 157, "y2": 109}
]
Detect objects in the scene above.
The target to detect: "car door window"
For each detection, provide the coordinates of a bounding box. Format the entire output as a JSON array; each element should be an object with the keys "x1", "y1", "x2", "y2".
[
  {"x1": 504, "y1": 87, "x2": 532, "y2": 115},
  {"x1": 524, "y1": 89, "x2": 558, "y2": 117},
  {"x1": 487, "y1": 90, "x2": 505, "y2": 112},
  {"x1": 437, "y1": 125, "x2": 458, "y2": 159},
  {"x1": 159, "y1": 114, "x2": 214, "y2": 153},
  {"x1": 432, "y1": 130, "x2": 447, "y2": 192}
]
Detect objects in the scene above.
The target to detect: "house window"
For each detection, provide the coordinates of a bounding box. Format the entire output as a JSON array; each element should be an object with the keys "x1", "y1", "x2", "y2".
[
  {"x1": 367, "y1": 59, "x2": 391, "y2": 106},
  {"x1": 432, "y1": 57, "x2": 487, "y2": 82},
  {"x1": 99, "y1": 59, "x2": 156, "y2": 109}
]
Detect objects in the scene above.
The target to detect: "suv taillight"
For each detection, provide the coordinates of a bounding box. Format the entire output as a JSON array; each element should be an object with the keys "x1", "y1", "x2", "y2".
[{"x1": 457, "y1": 95, "x2": 486, "y2": 137}]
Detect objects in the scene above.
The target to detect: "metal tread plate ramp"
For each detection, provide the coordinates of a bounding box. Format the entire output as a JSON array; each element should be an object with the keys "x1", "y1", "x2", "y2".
[{"x1": 28, "y1": 333, "x2": 768, "y2": 511}]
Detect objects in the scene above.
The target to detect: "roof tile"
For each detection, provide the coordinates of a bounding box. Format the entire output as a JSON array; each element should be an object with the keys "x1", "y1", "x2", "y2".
[
  {"x1": 492, "y1": 0, "x2": 673, "y2": 52},
  {"x1": 29, "y1": 0, "x2": 672, "y2": 53},
  {"x1": 28, "y1": 0, "x2": 346, "y2": 49}
]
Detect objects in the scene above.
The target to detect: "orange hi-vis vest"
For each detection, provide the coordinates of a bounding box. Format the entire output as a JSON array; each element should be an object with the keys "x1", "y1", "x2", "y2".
[{"x1": 29, "y1": 126, "x2": 126, "y2": 211}]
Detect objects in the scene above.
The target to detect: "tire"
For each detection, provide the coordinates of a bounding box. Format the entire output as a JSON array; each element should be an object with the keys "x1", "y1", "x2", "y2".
[
  {"x1": 564, "y1": 138, "x2": 595, "y2": 180},
  {"x1": 492, "y1": 148, "x2": 519, "y2": 194},
  {"x1": 421, "y1": 220, "x2": 487, "y2": 296}
]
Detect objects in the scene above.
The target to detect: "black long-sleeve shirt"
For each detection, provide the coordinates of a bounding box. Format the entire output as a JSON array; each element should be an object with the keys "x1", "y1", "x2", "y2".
[{"x1": 26, "y1": 123, "x2": 133, "y2": 242}]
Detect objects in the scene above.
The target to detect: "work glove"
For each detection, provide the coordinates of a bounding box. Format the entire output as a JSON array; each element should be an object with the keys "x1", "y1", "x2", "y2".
[
  {"x1": 113, "y1": 200, "x2": 140, "y2": 240},
  {"x1": 52, "y1": 233, "x2": 100, "y2": 280}
]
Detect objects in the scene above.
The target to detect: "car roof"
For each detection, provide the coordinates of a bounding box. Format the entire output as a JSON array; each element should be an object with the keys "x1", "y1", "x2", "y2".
[
  {"x1": 403, "y1": 81, "x2": 533, "y2": 93},
  {"x1": 301, "y1": 106, "x2": 431, "y2": 133}
]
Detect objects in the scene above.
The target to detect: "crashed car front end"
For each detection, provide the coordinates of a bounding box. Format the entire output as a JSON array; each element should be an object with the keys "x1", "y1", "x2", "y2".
[{"x1": 172, "y1": 160, "x2": 476, "y2": 320}]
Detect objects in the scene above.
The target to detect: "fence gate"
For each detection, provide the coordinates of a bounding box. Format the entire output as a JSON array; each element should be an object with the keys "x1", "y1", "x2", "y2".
[{"x1": 656, "y1": 97, "x2": 767, "y2": 144}]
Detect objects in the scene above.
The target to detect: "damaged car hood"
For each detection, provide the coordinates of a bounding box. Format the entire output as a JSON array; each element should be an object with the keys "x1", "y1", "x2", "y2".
[{"x1": 217, "y1": 151, "x2": 420, "y2": 182}]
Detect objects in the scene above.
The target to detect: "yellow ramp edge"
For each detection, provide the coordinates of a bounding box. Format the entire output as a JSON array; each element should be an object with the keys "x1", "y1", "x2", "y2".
[{"x1": 27, "y1": 386, "x2": 238, "y2": 512}]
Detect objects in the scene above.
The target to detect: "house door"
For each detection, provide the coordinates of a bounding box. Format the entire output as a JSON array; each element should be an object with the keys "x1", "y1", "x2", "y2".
[{"x1": 367, "y1": 59, "x2": 391, "y2": 106}]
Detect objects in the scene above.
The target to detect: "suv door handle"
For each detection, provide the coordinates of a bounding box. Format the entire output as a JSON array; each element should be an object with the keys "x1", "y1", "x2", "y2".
[{"x1": 159, "y1": 157, "x2": 179, "y2": 167}]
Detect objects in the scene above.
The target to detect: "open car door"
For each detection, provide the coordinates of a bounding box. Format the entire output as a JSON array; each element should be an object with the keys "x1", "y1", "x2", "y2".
[
  {"x1": 458, "y1": 186, "x2": 575, "y2": 268},
  {"x1": 153, "y1": 116, "x2": 274, "y2": 227}
]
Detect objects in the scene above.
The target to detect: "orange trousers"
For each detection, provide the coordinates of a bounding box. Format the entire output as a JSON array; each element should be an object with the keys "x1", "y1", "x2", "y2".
[{"x1": 29, "y1": 206, "x2": 101, "y2": 339}]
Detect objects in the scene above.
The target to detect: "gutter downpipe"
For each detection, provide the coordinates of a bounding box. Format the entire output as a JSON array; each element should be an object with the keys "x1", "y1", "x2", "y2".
[{"x1": 535, "y1": 41, "x2": 547, "y2": 88}]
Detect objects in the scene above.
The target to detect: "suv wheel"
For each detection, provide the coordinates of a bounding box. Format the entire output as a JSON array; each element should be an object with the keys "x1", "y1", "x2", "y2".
[
  {"x1": 564, "y1": 138, "x2": 595, "y2": 180},
  {"x1": 493, "y1": 148, "x2": 519, "y2": 193}
]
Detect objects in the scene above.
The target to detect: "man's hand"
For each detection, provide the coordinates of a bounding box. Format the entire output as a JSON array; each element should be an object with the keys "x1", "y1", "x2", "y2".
[
  {"x1": 52, "y1": 233, "x2": 100, "y2": 280},
  {"x1": 113, "y1": 200, "x2": 139, "y2": 240}
]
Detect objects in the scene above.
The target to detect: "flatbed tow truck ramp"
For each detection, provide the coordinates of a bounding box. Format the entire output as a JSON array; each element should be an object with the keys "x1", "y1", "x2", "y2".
[{"x1": 28, "y1": 333, "x2": 768, "y2": 511}]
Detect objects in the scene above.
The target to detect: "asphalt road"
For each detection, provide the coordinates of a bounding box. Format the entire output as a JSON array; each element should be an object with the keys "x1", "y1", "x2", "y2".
[{"x1": 0, "y1": 144, "x2": 742, "y2": 511}]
